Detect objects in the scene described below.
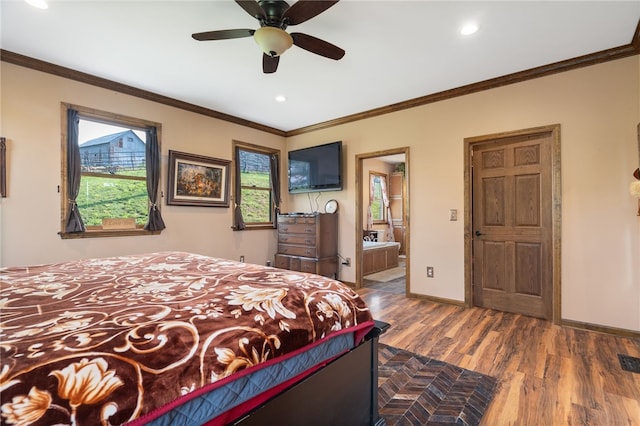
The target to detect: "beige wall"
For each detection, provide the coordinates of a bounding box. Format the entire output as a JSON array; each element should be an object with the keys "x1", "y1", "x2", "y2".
[
  {"x1": 287, "y1": 56, "x2": 640, "y2": 332},
  {"x1": 0, "y1": 62, "x2": 286, "y2": 267},
  {"x1": 2, "y1": 56, "x2": 639, "y2": 332}
]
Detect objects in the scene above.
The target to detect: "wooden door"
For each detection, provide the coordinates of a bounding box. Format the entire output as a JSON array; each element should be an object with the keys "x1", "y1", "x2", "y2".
[{"x1": 472, "y1": 132, "x2": 553, "y2": 319}]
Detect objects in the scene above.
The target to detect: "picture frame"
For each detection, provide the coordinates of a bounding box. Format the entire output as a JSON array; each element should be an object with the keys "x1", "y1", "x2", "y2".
[{"x1": 167, "y1": 150, "x2": 231, "y2": 207}]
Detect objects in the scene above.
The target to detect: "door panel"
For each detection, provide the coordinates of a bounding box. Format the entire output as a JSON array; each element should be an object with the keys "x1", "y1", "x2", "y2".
[
  {"x1": 514, "y1": 175, "x2": 540, "y2": 226},
  {"x1": 472, "y1": 133, "x2": 553, "y2": 320},
  {"x1": 483, "y1": 177, "x2": 506, "y2": 225},
  {"x1": 515, "y1": 242, "x2": 542, "y2": 295},
  {"x1": 482, "y1": 241, "x2": 506, "y2": 291}
]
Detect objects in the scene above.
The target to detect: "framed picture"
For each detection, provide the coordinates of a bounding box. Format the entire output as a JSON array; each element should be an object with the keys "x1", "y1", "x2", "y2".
[{"x1": 167, "y1": 150, "x2": 231, "y2": 207}]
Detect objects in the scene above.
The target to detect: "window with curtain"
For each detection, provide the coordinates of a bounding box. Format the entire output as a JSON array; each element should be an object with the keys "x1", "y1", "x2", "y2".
[
  {"x1": 60, "y1": 104, "x2": 164, "y2": 238},
  {"x1": 369, "y1": 172, "x2": 388, "y2": 223},
  {"x1": 233, "y1": 141, "x2": 280, "y2": 230}
]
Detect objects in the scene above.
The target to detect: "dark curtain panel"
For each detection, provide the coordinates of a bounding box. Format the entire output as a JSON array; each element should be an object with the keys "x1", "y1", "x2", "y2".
[
  {"x1": 144, "y1": 127, "x2": 166, "y2": 231},
  {"x1": 270, "y1": 153, "x2": 280, "y2": 227},
  {"x1": 234, "y1": 147, "x2": 246, "y2": 230},
  {"x1": 64, "y1": 108, "x2": 86, "y2": 233}
]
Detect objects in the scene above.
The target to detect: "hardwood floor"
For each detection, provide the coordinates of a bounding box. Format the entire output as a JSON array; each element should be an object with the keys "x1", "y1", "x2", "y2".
[{"x1": 357, "y1": 286, "x2": 640, "y2": 425}]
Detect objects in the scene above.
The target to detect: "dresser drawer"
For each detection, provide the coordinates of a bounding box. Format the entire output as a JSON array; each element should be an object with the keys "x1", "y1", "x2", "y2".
[
  {"x1": 275, "y1": 255, "x2": 318, "y2": 275},
  {"x1": 299, "y1": 259, "x2": 318, "y2": 273},
  {"x1": 277, "y1": 244, "x2": 317, "y2": 258},
  {"x1": 289, "y1": 256, "x2": 301, "y2": 271},
  {"x1": 277, "y1": 223, "x2": 316, "y2": 234},
  {"x1": 278, "y1": 234, "x2": 315, "y2": 246},
  {"x1": 274, "y1": 254, "x2": 290, "y2": 269},
  {"x1": 278, "y1": 216, "x2": 317, "y2": 225}
]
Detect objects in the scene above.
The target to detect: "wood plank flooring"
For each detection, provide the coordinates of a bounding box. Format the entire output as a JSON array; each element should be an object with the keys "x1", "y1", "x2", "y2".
[{"x1": 357, "y1": 286, "x2": 640, "y2": 425}]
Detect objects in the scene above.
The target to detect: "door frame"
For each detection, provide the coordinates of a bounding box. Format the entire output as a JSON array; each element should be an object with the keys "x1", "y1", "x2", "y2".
[
  {"x1": 355, "y1": 147, "x2": 410, "y2": 290},
  {"x1": 463, "y1": 124, "x2": 562, "y2": 324}
]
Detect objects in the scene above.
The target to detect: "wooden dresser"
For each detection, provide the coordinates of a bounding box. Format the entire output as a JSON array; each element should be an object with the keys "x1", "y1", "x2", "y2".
[{"x1": 274, "y1": 213, "x2": 338, "y2": 279}]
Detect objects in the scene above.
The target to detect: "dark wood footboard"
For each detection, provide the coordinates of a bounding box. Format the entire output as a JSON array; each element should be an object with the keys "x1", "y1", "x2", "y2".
[{"x1": 232, "y1": 321, "x2": 390, "y2": 426}]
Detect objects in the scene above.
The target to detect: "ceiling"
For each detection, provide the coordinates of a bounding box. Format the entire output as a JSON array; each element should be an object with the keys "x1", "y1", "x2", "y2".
[{"x1": 2, "y1": 1, "x2": 639, "y2": 133}]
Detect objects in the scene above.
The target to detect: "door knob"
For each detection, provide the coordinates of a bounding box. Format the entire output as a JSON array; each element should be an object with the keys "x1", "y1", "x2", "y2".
[{"x1": 475, "y1": 230, "x2": 483, "y2": 236}]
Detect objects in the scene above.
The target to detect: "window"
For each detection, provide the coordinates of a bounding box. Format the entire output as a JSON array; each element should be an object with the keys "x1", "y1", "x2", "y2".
[
  {"x1": 370, "y1": 172, "x2": 387, "y2": 223},
  {"x1": 233, "y1": 141, "x2": 280, "y2": 229},
  {"x1": 77, "y1": 122, "x2": 147, "y2": 226},
  {"x1": 60, "y1": 104, "x2": 165, "y2": 238}
]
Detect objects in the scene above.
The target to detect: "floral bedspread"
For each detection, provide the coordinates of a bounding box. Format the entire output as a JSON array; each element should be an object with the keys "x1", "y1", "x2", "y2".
[{"x1": 0, "y1": 251, "x2": 373, "y2": 425}]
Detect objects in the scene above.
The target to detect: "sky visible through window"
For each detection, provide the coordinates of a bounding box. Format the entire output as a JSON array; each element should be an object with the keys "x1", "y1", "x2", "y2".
[{"x1": 79, "y1": 120, "x2": 146, "y2": 144}]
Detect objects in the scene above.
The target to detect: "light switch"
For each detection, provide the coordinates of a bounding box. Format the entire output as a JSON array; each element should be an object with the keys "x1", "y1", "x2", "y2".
[{"x1": 449, "y1": 209, "x2": 458, "y2": 221}]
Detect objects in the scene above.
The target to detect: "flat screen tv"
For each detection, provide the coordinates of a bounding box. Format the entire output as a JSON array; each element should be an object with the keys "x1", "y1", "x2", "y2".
[{"x1": 288, "y1": 141, "x2": 343, "y2": 193}]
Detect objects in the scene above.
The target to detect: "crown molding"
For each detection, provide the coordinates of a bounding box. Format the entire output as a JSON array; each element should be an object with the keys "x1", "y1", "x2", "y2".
[
  {"x1": 0, "y1": 49, "x2": 286, "y2": 137},
  {"x1": 288, "y1": 21, "x2": 640, "y2": 136}
]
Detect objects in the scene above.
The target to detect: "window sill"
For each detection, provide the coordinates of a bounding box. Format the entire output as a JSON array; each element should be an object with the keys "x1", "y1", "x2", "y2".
[
  {"x1": 59, "y1": 229, "x2": 162, "y2": 239},
  {"x1": 232, "y1": 224, "x2": 276, "y2": 231}
]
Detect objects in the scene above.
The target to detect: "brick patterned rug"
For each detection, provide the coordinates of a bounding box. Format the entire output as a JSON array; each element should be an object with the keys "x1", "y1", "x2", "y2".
[{"x1": 378, "y1": 344, "x2": 498, "y2": 425}]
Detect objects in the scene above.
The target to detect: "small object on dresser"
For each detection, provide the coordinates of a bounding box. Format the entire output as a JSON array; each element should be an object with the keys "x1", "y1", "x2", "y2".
[{"x1": 325, "y1": 199, "x2": 338, "y2": 214}]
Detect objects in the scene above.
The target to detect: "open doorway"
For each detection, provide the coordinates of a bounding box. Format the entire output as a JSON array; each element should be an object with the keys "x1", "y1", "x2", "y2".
[{"x1": 355, "y1": 148, "x2": 410, "y2": 293}]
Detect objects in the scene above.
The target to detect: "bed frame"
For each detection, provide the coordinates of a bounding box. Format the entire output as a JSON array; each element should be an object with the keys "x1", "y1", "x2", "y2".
[{"x1": 231, "y1": 321, "x2": 389, "y2": 426}]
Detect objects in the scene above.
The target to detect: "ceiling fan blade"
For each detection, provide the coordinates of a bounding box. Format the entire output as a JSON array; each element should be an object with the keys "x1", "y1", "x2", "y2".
[
  {"x1": 235, "y1": 0, "x2": 266, "y2": 20},
  {"x1": 263, "y1": 54, "x2": 279, "y2": 74},
  {"x1": 192, "y1": 29, "x2": 255, "y2": 41},
  {"x1": 291, "y1": 33, "x2": 345, "y2": 60},
  {"x1": 283, "y1": 0, "x2": 339, "y2": 26}
]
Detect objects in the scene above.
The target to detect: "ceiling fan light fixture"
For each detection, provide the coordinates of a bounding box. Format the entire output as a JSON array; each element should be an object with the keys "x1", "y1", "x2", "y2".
[{"x1": 254, "y1": 27, "x2": 293, "y2": 57}]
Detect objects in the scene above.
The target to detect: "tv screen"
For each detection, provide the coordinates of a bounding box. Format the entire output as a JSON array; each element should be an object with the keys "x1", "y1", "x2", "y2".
[{"x1": 288, "y1": 141, "x2": 343, "y2": 193}]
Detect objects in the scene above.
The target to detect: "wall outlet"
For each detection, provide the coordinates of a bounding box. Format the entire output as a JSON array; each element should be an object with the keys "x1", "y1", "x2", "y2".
[
  {"x1": 449, "y1": 209, "x2": 458, "y2": 221},
  {"x1": 239, "y1": 255, "x2": 245, "y2": 263},
  {"x1": 426, "y1": 266, "x2": 434, "y2": 277}
]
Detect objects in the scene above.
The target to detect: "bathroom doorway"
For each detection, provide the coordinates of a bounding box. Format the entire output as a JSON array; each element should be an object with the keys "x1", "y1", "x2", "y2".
[{"x1": 355, "y1": 147, "x2": 409, "y2": 293}]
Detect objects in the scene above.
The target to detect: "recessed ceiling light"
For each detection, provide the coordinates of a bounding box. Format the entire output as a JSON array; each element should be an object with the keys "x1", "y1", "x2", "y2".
[
  {"x1": 24, "y1": 0, "x2": 48, "y2": 9},
  {"x1": 460, "y1": 23, "x2": 479, "y2": 36},
  {"x1": 275, "y1": 95, "x2": 287, "y2": 103}
]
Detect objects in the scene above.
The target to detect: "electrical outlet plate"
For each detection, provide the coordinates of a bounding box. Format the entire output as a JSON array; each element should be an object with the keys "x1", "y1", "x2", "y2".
[
  {"x1": 426, "y1": 266, "x2": 434, "y2": 277},
  {"x1": 449, "y1": 209, "x2": 458, "y2": 221}
]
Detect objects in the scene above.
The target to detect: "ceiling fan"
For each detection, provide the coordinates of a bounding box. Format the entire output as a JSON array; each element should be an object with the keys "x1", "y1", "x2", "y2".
[{"x1": 192, "y1": 0, "x2": 345, "y2": 74}]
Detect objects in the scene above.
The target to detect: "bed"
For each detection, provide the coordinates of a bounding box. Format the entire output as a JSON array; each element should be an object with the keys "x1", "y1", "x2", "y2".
[
  {"x1": 0, "y1": 251, "x2": 385, "y2": 425},
  {"x1": 362, "y1": 241, "x2": 400, "y2": 276}
]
